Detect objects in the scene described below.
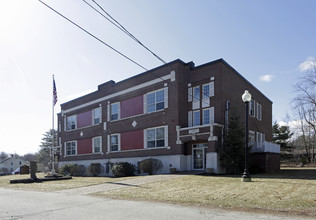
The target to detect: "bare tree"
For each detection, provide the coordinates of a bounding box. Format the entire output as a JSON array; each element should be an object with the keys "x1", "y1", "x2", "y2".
[
  {"x1": 0, "y1": 152, "x2": 8, "y2": 160},
  {"x1": 290, "y1": 62, "x2": 316, "y2": 163}
]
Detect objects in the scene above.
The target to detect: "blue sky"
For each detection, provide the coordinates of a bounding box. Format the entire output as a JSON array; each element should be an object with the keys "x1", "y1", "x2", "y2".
[{"x1": 1, "y1": 0, "x2": 316, "y2": 155}]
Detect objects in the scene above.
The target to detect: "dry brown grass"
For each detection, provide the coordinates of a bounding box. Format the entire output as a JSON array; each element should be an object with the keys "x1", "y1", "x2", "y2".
[
  {"x1": 0, "y1": 173, "x2": 137, "y2": 191},
  {"x1": 95, "y1": 168, "x2": 316, "y2": 217}
]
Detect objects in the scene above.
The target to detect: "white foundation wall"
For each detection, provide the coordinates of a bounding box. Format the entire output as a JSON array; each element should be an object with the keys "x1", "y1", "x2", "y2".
[
  {"x1": 58, "y1": 154, "x2": 189, "y2": 176},
  {"x1": 206, "y1": 152, "x2": 219, "y2": 174}
]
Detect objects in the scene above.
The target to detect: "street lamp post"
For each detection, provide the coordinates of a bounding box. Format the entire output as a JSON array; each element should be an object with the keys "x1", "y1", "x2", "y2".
[{"x1": 241, "y1": 90, "x2": 252, "y2": 182}]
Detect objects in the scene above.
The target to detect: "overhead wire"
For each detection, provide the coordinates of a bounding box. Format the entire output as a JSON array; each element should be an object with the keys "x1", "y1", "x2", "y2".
[
  {"x1": 86, "y1": 0, "x2": 167, "y2": 64},
  {"x1": 38, "y1": 0, "x2": 148, "y2": 71},
  {"x1": 39, "y1": 0, "x2": 213, "y2": 111}
]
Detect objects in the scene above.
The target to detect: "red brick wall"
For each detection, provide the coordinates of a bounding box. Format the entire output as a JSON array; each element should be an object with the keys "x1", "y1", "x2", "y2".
[
  {"x1": 77, "y1": 138, "x2": 92, "y2": 154},
  {"x1": 121, "y1": 95, "x2": 143, "y2": 118},
  {"x1": 77, "y1": 111, "x2": 92, "y2": 128},
  {"x1": 121, "y1": 130, "x2": 143, "y2": 151}
]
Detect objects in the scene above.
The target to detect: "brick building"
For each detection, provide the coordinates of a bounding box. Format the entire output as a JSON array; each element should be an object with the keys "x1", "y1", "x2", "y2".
[{"x1": 57, "y1": 58, "x2": 280, "y2": 175}]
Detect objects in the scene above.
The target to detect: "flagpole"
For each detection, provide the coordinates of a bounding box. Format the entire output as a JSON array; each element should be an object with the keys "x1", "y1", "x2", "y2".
[{"x1": 51, "y1": 75, "x2": 56, "y2": 175}]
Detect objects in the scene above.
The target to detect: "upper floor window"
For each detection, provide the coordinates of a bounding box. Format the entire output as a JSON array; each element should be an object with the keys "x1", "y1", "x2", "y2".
[
  {"x1": 93, "y1": 136, "x2": 102, "y2": 153},
  {"x1": 146, "y1": 127, "x2": 165, "y2": 148},
  {"x1": 203, "y1": 108, "x2": 210, "y2": 125},
  {"x1": 249, "y1": 131, "x2": 255, "y2": 146},
  {"x1": 93, "y1": 107, "x2": 102, "y2": 125},
  {"x1": 202, "y1": 84, "x2": 210, "y2": 99},
  {"x1": 66, "y1": 141, "x2": 77, "y2": 156},
  {"x1": 110, "y1": 134, "x2": 120, "y2": 151},
  {"x1": 67, "y1": 115, "x2": 77, "y2": 131},
  {"x1": 111, "y1": 103, "x2": 120, "y2": 121},
  {"x1": 249, "y1": 100, "x2": 255, "y2": 117},
  {"x1": 188, "y1": 87, "x2": 193, "y2": 102},
  {"x1": 257, "y1": 102, "x2": 262, "y2": 120},
  {"x1": 192, "y1": 86, "x2": 200, "y2": 109},
  {"x1": 193, "y1": 110, "x2": 200, "y2": 126},
  {"x1": 147, "y1": 89, "x2": 164, "y2": 113}
]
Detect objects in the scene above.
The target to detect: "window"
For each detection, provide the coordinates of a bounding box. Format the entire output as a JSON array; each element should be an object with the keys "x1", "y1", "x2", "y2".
[
  {"x1": 202, "y1": 84, "x2": 210, "y2": 99},
  {"x1": 147, "y1": 127, "x2": 165, "y2": 148},
  {"x1": 93, "y1": 107, "x2": 101, "y2": 125},
  {"x1": 93, "y1": 136, "x2": 102, "y2": 153},
  {"x1": 249, "y1": 131, "x2": 255, "y2": 146},
  {"x1": 192, "y1": 86, "x2": 200, "y2": 109},
  {"x1": 203, "y1": 109, "x2": 210, "y2": 125},
  {"x1": 188, "y1": 111, "x2": 193, "y2": 127},
  {"x1": 249, "y1": 100, "x2": 255, "y2": 117},
  {"x1": 66, "y1": 141, "x2": 76, "y2": 156},
  {"x1": 257, "y1": 102, "x2": 262, "y2": 120},
  {"x1": 66, "y1": 115, "x2": 77, "y2": 131},
  {"x1": 188, "y1": 87, "x2": 192, "y2": 102},
  {"x1": 19, "y1": 161, "x2": 22, "y2": 165},
  {"x1": 193, "y1": 110, "x2": 200, "y2": 126},
  {"x1": 202, "y1": 84, "x2": 210, "y2": 107},
  {"x1": 111, "y1": 103, "x2": 120, "y2": 121},
  {"x1": 147, "y1": 89, "x2": 164, "y2": 113},
  {"x1": 110, "y1": 134, "x2": 120, "y2": 151}
]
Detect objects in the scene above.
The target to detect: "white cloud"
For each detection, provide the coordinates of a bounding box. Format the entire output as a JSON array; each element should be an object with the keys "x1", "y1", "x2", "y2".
[
  {"x1": 299, "y1": 56, "x2": 316, "y2": 72},
  {"x1": 259, "y1": 74, "x2": 274, "y2": 82}
]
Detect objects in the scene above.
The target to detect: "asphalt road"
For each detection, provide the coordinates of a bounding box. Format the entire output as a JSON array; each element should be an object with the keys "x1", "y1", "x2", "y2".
[{"x1": 0, "y1": 188, "x2": 309, "y2": 220}]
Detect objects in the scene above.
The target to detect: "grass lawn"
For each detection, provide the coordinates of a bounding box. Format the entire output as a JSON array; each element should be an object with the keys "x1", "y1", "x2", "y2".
[
  {"x1": 94, "y1": 168, "x2": 316, "y2": 217},
  {"x1": 1, "y1": 168, "x2": 315, "y2": 217},
  {"x1": 0, "y1": 173, "x2": 138, "y2": 192}
]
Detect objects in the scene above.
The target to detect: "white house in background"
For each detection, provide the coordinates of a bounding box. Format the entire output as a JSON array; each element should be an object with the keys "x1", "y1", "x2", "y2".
[{"x1": 0, "y1": 154, "x2": 28, "y2": 175}]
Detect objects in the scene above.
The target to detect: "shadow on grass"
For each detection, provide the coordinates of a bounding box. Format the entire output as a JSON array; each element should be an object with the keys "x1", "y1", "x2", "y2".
[
  {"x1": 198, "y1": 168, "x2": 316, "y2": 180},
  {"x1": 106, "y1": 182, "x2": 141, "y2": 188}
]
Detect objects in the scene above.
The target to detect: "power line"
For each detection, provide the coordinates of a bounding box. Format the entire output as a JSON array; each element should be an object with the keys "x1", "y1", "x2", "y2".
[
  {"x1": 38, "y1": 0, "x2": 148, "y2": 71},
  {"x1": 83, "y1": 0, "x2": 167, "y2": 64},
  {"x1": 39, "y1": 0, "x2": 212, "y2": 109}
]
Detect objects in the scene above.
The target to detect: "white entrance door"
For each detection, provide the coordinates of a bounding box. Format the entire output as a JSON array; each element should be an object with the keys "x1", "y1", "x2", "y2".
[{"x1": 192, "y1": 143, "x2": 207, "y2": 170}]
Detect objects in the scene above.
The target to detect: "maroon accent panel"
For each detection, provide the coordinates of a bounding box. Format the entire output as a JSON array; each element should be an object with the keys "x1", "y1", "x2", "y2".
[
  {"x1": 121, "y1": 95, "x2": 143, "y2": 118},
  {"x1": 77, "y1": 138, "x2": 92, "y2": 154},
  {"x1": 121, "y1": 130, "x2": 144, "y2": 151},
  {"x1": 77, "y1": 111, "x2": 92, "y2": 128}
]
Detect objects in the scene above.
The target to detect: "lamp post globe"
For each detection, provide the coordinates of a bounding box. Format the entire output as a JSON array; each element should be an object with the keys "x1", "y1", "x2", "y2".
[
  {"x1": 242, "y1": 90, "x2": 252, "y2": 103},
  {"x1": 242, "y1": 90, "x2": 251, "y2": 182}
]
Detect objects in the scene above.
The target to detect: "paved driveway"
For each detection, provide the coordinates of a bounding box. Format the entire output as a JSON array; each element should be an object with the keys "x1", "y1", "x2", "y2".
[{"x1": 0, "y1": 188, "x2": 309, "y2": 220}]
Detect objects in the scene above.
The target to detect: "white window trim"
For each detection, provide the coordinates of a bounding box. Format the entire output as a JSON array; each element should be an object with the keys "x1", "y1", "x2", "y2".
[
  {"x1": 144, "y1": 125, "x2": 168, "y2": 148},
  {"x1": 249, "y1": 131, "x2": 255, "y2": 146},
  {"x1": 256, "y1": 102, "x2": 262, "y2": 121},
  {"x1": 110, "y1": 133, "x2": 121, "y2": 152},
  {"x1": 65, "y1": 140, "x2": 77, "y2": 156},
  {"x1": 92, "y1": 107, "x2": 102, "y2": 125},
  {"x1": 192, "y1": 86, "x2": 200, "y2": 110},
  {"x1": 92, "y1": 136, "x2": 102, "y2": 154},
  {"x1": 202, "y1": 83, "x2": 210, "y2": 108},
  {"x1": 188, "y1": 87, "x2": 192, "y2": 102},
  {"x1": 188, "y1": 111, "x2": 193, "y2": 127},
  {"x1": 146, "y1": 88, "x2": 167, "y2": 113},
  {"x1": 210, "y1": 107, "x2": 215, "y2": 124},
  {"x1": 210, "y1": 81, "x2": 214, "y2": 97},
  {"x1": 249, "y1": 100, "x2": 255, "y2": 117},
  {"x1": 66, "y1": 115, "x2": 77, "y2": 131},
  {"x1": 110, "y1": 102, "x2": 120, "y2": 121}
]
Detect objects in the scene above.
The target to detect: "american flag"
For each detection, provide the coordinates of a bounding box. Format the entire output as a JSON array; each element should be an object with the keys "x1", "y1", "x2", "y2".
[{"x1": 53, "y1": 77, "x2": 58, "y2": 106}]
